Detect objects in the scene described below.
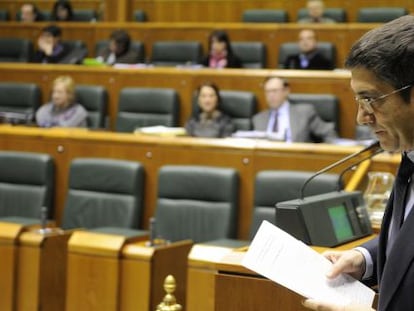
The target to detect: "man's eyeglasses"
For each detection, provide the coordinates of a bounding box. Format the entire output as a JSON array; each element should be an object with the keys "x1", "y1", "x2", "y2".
[{"x1": 355, "y1": 84, "x2": 412, "y2": 114}]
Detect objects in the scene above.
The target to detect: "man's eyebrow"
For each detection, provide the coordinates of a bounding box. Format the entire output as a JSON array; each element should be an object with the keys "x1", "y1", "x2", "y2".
[{"x1": 355, "y1": 89, "x2": 379, "y2": 97}]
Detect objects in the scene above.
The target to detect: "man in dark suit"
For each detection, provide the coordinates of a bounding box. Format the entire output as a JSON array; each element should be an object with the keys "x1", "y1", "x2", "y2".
[
  {"x1": 252, "y1": 76, "x2": 337, "y2": 143},
  {"x1": 303, "y1": 15, "x2": 414, "y2": 311},
  {"x1": 284, "y1": 29, "x2": 333, "y2": 70}
]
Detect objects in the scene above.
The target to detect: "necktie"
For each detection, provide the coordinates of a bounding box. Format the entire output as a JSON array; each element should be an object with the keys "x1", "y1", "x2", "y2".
[
  {"x1": 387, "y1": 154, "x2": 414, "y2": 254},
  {"x1": 272, "y1": 110, "x2": 278, "y2": 132}
]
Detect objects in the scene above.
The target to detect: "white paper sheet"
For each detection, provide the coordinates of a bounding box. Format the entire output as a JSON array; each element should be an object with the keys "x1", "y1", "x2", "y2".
[{"x1": 242, "y1": 221, "x2": 375, "y2": 307}]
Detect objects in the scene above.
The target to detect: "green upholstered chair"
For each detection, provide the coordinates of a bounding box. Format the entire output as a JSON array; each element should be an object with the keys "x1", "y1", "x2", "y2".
[
  {"x1": 231, "y1": 41, "x2": 267, "y2": 68},
  {"x1": 0, "y1": 9, "x2": 9, "y2": 21},
  {"x1": 249, "y1": 170, "x2": 341, "y2": 239},
  {"x1": 0, "y1": 38, "x2": 33, "y2": 62},
  {"x1": 278, "y1": 42, "x2": 336, "y2": 69},
  {"x1": 72, "y1": 9, "x2": 97, "y2": 22},
  {"x1": 61, "y1": 40, "x2": 88, "y2": 64},
  {"x1": 154, "y1": 165, "x2": 239, "y2": 243},
  {"x1": 0, "y1": 151, "x2": 54, "y2": 220},
  {"x1": 297, "y1": 7, "x2": 347, "y2": 22},
  {"x1": 133, "y1": 9, "x2": 147, "y2": 22},
  {"x1": 75, "y1": 85, "x2": 108, "y2": 128},
  {"x1": 242, "y1": 9, "x2": 288, "y2": 23},
  {"x1": 116, "y1": 87, "x2": 180, "y2": 132},
  {"x1": 357, "y1": 7, "x2": 408, "y2": 23},
  {"x1": 150, "y1": 41, "x2": 203, "y2": 66},
  {"x1": 61, "y1": 158, "x2": 145, "y2": 230},
  {"x1": 288, "y1": 93, "x2": 340, "y2": 133},
  {"x1": 0, "y1": 82, "x2": 41, "y2": 124}
]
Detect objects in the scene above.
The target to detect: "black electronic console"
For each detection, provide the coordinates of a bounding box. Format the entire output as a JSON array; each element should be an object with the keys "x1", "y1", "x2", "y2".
[{"x1": 275, "y1": 190, "x2": 372, "y2": 247}]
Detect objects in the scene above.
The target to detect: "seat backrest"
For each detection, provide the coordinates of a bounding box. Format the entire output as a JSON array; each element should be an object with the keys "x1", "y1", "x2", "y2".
[
  {"x1": 0, "y1": 82, "x2": 41, "y2": 123},
  {"x1": 231, "y1": 42, "x2": 267, "y2": 68},
  {"x1": 0, "y1": 151, "x2": 54, "y2": 219},
  {"x1": 95, "y1": 40, "x2": 145, "y2": 63},
  {"x1": 297, "y1": 7, "x2": 347, "y2": 22},
  {"x1": 62, "y1": 158, "x2": 144, "y2": 230},
  {"x1": 288, "y1": 93, "x2": 339, "y2": 132},
  {"x1": 151, "y1": 41, "x2": 203, "y2": 66},
  {"x1": 249, "y1": 170, "x2": 340, "y2": 239},
  {"x1": 155, "y1": 165, "x2": 239, "y2": 243},
  {"x1": 116, "y1": 87, "x2": 180, "y2": 132},
  {"x1": 16, "y1": 10, "x2": 51, "y2": 21},
  {"x1": 134, "y1": 9, "x2": 147, "y2": 22},
  {"x1": 357, "y1": 7, "x2": 408, "y2": 23},
  {"x1": 0, "y1": 38, "x2": 33, "y2": 62},
  {"x1": 61, "y1": 40, "x2": 88, "y2": 64},
  {"x1": 75, "y1": 85, "x2": 108, "y2": 128},
  {"x1": 191, "y1": 89, "x2": 257, "y2": 131},
  {"x1": 278, "y1": 42, "x2": 336, "y2": 68},
  {"x1": 72, "y1": 9, "x2": 97, "y2": 22},
  {"x1": 0, "y1": 9, "x2": 9, "y2": 21},
  {"x1": 242, "y1": 9, "x2": 288, "y2": 23}
]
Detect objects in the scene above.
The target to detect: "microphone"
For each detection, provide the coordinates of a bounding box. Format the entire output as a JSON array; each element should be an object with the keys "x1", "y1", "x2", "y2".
[
  {"x1": 299, "y1": 141, "x2": 383, "y2": 200},
  {"x1": 149, "y1": 217, "x2": 156, "y2": 246}
]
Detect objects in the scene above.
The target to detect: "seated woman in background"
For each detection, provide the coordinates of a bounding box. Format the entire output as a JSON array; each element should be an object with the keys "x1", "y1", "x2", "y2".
[
  {"x1": 96, "y1": 29, "x2": 140, "y2": 65},
  {"x1": 36, "y1": 76, "x2": 88, "y2": 127},
  {"x1": 202, "y1": 30, "x2": 242, "y2": 69},
  {"x1": 52, "y1": 1, "x2": 73, "y2": 21},
  {"x1": 185, "y1": 82, "x2": 235, "y2": 138}
]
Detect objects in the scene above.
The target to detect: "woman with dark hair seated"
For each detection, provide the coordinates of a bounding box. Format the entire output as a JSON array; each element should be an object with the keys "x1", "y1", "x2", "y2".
[
  {"x1": 185, "y1": 82, "x2": 235, "y2": 138},
  {"x1": 97, "y1": 29, "x2": 140, "y2": 65},
  {"x1": 52, "y1": 1, "x2": 73, "y2": 21},
  {"x1": 202, "y1": 30, "x2": 242, "y2": 69}
]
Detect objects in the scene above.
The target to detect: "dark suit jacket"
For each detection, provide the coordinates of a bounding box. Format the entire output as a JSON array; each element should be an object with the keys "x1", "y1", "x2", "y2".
[
  {"x1": 31, "y1": 43, "x2": 69, "y2": 64},
  {"x1": 252, "y1": 102, "x2": 337, "y2": 143},
  {"x1": 363, "y1": 175, "x2": 414, "y2": 311},
  {"x1": 284, "y1": 52, "x2": 333, "y2": 70}
]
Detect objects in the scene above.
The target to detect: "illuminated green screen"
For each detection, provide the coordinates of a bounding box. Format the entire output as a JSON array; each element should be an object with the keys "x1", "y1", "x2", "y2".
[{"x1": 328, "y1": 205, "x2": 353, "y2": 241}]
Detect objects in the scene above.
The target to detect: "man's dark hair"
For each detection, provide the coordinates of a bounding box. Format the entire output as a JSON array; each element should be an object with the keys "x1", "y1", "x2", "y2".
[
  {"x1": 41, "y1": 24, "x2": 62, "y2": 37},
  {"x1": 345, "y1": 15, "x2": 414, "y2": 102},
  {"x1": 110, "y1": 29, "x2": 131, "y2": 54}
]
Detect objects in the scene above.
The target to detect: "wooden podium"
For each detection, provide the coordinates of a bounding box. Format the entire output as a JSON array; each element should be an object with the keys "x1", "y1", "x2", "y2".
[
  {"x1": 0, "y1": 219, "x2": 52, "y2": 311},
  {"x1": 187, "y1": 235, "x2": 377, "y2": 311}
]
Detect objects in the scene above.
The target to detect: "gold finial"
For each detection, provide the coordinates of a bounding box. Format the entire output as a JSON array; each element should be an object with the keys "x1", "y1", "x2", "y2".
[{"x1": 155, "y1": 275, "x2": 182, "y2": 311}]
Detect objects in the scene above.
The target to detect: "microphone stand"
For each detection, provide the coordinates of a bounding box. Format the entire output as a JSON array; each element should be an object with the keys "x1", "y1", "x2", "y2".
[{"x1": 299, "y1": 141, "x2": 383, "y2": 200}]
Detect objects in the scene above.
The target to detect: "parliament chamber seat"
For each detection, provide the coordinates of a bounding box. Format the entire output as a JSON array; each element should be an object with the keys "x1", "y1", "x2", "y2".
[
  {"x1": 0, "y1": 9, "x2": 8, "y2": 21},
  {"x1": 116, "y1": 87, "x2": 180, "y2": 132},
  {"x1": 249, "y1": 170, "x2": 341, "y2": 239},
  {"x1": 0, "y1": 38, "x2": 33, "y2": 63},
  {"x1": 288, "y1": 93, "x2": 340, "y2": 133},
  {"x1": 154, "y1": 165, "x2": 239, "y2": 243},
  {"x1": 75, "y1": 84, "x2": 108, "y2": 128},
  {"x1": 61, "y1": 40, "x2": 89, "y2": 64},
  {"x1": 0, "y1": 82, "x2": 41, "y2": 124},
  {"x1": 134, "y1": 9, "x2": 147, "y2": 22},
  {"x1": 278, "y1": 42, "x2": 336, "y2": 69},
  {"x1": 72, "y1": 9, "x2": 98, "y2": 22},
  {"x1": 296, "y1": 7, "x2": 347, "y2": 22},
  {"x1": 150, "y1": 40, "x2": 203, "y2": 66},
  {"x1": 231, "y1": 41, "x2": 267, "y2": 68},
  {"x1": 357, "y1": 7, "x2": 408, "y2": 23},
  {"x1": 0, "y1": 151, "x2": 54, "y2": 220},
  {"x1": 241, "y1": 9, "x2": 289, "y2": 23}
]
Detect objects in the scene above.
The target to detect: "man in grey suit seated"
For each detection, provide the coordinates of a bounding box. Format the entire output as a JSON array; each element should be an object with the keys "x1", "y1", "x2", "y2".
[{"x1": 252, "y1": 76, "x2": 338, "y2": 143}]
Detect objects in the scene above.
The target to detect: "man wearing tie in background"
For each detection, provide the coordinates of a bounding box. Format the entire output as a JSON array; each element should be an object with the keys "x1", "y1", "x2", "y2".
[
  {"x1": 252, "y1": 76, "x2": 337, "y2": 143},
  {"x1": 303, "y1": 15, "x2": 414, "y2": 311}
]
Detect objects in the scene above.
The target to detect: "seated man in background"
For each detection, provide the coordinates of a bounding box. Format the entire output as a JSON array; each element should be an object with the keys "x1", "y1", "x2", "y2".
[
  {"x1": 36, "y1": 75, "x2": 87, "y2": 128},
  {"x1": 96, "y1": 29, "x2": 141, "y2": 65},
  {"x1": 298, "y1": 0, "x2": 336, "y2": 24},
  {"x1": 185, "y1": 81, "x2": 235, "y2": 138},
  {"x1": 252, "y1": 76, "x2": 337, "y2": 143},
  {"x1": 31, "y1": 25, "x2": 69, "y2": 63},
  {"x1": 20, "y1": 3, "x2": 41, "y2": 22},
  {"x1": 284, "y1": 29, "x2": 333, "y2": 70}
]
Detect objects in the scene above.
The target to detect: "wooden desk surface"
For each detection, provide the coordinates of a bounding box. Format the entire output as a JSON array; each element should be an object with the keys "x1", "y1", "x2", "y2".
[
  {"x1": 0, "y1": 63, "x2": 359, "y2": 138},
  {"x1": 0, "y1": 125, "x2": 399, "y2": 239}
]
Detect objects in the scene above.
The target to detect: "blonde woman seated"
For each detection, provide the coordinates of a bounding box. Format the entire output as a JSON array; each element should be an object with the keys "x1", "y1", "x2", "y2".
[
  {"x1": 36, "y1": 76, "x2": 88, "y2": 127},
  {"x1": 185, "y1": 82, "x2": 235, "y2": 138}
]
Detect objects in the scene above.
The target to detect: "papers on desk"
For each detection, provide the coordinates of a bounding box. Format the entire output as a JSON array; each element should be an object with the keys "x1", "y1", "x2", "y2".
[
  {"x1": 242, "y1": 221, "x2": 375, "y2": 307},
  {"x1": 134, "y1": 126, "x2": 187, "y2": 136}
]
